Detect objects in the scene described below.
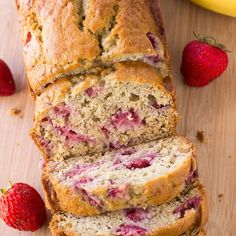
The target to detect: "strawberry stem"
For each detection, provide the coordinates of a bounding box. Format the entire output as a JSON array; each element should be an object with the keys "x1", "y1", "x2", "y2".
[
  {"x1": 193, "y1": 32, "x2": 231, "y2": 52},
  {"x1": 9, "y1": 180, "x2": 13, "y2": 187},
  {"x1": 0, "y1": 188, "x2": 6, "y2": 194},
  {"x1": 0, "y1": 181, "x2": 13, "y2": 195}
]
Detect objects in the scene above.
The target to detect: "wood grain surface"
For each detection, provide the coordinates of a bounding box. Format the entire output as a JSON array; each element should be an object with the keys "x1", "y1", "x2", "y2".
[{"x1": 0, "y1": 0, "x2": 235, "y2": 235}]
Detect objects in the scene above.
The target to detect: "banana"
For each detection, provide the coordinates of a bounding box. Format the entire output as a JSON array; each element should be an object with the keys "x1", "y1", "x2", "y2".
[{"x1": 191, "y1": 0, "x2": 236, "y2": 17}]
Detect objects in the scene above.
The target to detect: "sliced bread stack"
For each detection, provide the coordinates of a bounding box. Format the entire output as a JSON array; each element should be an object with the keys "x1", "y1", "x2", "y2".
[
  {"x1": 41, "y1": 136, "x2": 207, "y2": 235},
  {"x1": 42, "y1": 137, "x2": 197, "y2": 216},
  {"x1": 17, "y1": 0, "x2": 208, "y2": 235}
]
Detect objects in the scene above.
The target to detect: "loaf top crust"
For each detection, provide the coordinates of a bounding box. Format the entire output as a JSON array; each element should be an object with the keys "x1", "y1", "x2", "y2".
[{"x1": 17, "y1": 0, "x2": 169, "y2": 95}]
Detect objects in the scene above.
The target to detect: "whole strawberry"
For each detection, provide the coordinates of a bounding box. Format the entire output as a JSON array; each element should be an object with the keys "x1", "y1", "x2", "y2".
[
  {"x1": 0, "y1": 182, "x2": 47, "y2": 231},
  {"x1": 0, "y1": 59, "x2": 16, "y2": 96},
  {"x1": 181, "y1": 33, "x2": 229, "y2": 87}
]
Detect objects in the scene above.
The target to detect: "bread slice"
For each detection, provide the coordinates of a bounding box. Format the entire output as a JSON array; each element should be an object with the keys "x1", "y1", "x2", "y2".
[
  {"x1": 31, "y1": 62, "x2": 178, "y2": 160},
  {"x1": 49, "y1": 183, "x2": 208, "y2": 236},
  {"x1": 41, "y1": 136, "x2": 197, "y2": 216},
  {"x1": 17, "y1": 0, "x2": 170, "y2": 95}
]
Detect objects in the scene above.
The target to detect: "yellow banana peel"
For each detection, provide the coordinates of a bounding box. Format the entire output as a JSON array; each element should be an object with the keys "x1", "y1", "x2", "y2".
[{"x1": 191, "y1": 0, "x2": 236, "y2": 17}]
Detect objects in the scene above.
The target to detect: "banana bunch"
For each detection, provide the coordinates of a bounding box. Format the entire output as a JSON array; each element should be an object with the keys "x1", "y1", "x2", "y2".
[{"x1": 191, "y1": 0, "x2": 236, "y2": 17}]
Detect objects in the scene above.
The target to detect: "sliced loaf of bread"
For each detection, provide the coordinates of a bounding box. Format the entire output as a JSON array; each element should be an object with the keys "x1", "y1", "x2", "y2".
[
  {"x1": 49, "y1": 183, "x2": 208, "y2": 236},
  {"x1": 17, "y1": 0, "x2": 169, "y2": 95},
  {"x1": 42, "y1": 136, "x2": 197, "y2": 216},
  {"x1": 32, "y1": 62, "x2": 178, "y2": 160}
]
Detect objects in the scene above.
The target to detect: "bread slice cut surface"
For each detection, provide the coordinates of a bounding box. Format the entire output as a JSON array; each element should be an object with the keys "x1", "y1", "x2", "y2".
[
  {"x1": 32, "y1": 62, "x2": 178, "y2": 160},
  {"x1": 42, "y1": 136, "x2": 198, "y2": 216}
]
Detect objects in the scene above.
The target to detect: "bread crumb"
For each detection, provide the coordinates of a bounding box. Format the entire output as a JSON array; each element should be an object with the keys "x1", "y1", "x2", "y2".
[
  {"x1": 8, "y1": 108, "x2": 22, "y2": 116},
  {"x1": 218, "y1": 193, "x2": 224, "y2": 202},
  {"x1": 196, "y1": 130, "x2": 206, "y2": 143}
]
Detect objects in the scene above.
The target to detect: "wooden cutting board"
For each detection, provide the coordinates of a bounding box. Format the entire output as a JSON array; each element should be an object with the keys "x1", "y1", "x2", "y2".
[{"x1": 0, "y1": 0, "x2": 235, "y2": 235}]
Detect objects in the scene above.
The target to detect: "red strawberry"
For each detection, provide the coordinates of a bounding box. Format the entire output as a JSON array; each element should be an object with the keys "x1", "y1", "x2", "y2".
[
  {"x1": 181, "y1": 33, "x2": 229, "y2": 87},
  {"x1": 0, "y1": 182, "x2": 47, "y2": 232},
  {"x1": 0, "y1": 59, "x2": 16, "y2": 96}
]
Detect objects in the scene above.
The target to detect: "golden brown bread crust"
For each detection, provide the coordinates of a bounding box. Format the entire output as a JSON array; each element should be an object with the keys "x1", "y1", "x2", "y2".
[
  {"x1": 41, "y1": 171, "x2": 60, "y2": 213},
  {"x1": 41, "y1": 144, "x2": 197, "y2": 216},
  {"x1": 48, "y1": 184, "x2": 208, "y2": 236},
  {"x1": 17, "y1": 0, "x2": 170, "y2": 95},
  {"x1": 198, "y1": 229, "x2": 206, "y2": 236},
  {"x1": 197, "y1": 185, "x2": 209, "y2": 228}
]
